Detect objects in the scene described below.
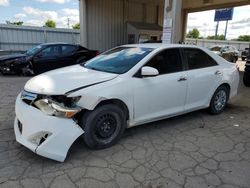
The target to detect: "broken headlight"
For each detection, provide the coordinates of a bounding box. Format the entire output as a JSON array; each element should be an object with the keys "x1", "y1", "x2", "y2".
[{"x1": 34, "y1": 97, "x2": 81, "y2": 118}]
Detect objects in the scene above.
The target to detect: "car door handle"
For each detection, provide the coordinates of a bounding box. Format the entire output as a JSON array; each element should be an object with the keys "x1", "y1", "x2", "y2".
[
  {"x1": 215, "y1": 70, "x2": 222, "y2": 75},
  {"x1": 178, "y1": 77, "x2": 187, "y2": 82}
]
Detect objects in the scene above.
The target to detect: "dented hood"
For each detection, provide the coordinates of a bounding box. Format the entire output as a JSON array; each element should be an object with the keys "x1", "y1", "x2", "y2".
[{"x1": 24, "y1": 65, "x2": 118, "y2": 95}]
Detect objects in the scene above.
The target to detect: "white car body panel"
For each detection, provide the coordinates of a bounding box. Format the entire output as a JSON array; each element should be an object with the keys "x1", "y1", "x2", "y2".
[
  {"x1": 24, "y1": 65, "x2": 118, "y2": 95},
  {"x1": 185, "y1": 66, "x2": 222, "y2": 110},
  {"x1": 132, "y1": 72, "x2": 188, "y2": 125},
  {"x1": 14, "y1": 93, "x2": 84, "y2": 162},
  {"x1": 14, "y1": 43, "x2": 239, "y2": 162}
]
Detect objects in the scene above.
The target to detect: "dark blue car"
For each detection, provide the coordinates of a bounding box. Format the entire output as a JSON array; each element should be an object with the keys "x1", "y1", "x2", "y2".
[{"x1": 0, "y1": 43, "x2": 98, "y2": 75}]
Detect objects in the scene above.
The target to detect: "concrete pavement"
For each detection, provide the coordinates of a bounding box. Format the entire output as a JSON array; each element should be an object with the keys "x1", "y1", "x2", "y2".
[{"x1": 0, "y1": 69, "x2": 250, "y2": 188}]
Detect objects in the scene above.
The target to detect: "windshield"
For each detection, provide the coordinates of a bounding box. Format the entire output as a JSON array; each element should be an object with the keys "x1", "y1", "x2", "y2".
[
  {"x1": 25, "y1": 45, "x2": 43, "y2": 56},
  {"x1": 82, "y1": 47, "x2": 153, "y2": 74}
]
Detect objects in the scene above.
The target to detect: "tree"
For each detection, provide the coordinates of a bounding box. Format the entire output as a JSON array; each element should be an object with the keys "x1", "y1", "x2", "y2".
[
  {"x1": 44, "y1": 20, "x2": 56, "y2": 28},
  {"x1": 6, "y1": 21, "x2": 24, "y2": 26},
  {"x1": 207, "y1": 34, "x2": 225, "y2": 40},
  {"x1": 236, "y1": 35, "x2": 250, "y2": 42},
  {"x1": 72, "y1": 23, "x2": 80, "y2": 30},
  {"x1": 186, "y1": 28, "x2": 200, "y2": 39}
]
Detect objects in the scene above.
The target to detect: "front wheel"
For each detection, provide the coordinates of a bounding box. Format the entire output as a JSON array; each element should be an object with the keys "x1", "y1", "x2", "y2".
[
  {"x1": 21, "y1": 62, "x2": 35, "y2": 76},
  {"x1": 209, "y1": 85, "x2": 229, "y2": 114},
  {"x1": 79, "y1": 104, "x2": 126, "y2": 149}
]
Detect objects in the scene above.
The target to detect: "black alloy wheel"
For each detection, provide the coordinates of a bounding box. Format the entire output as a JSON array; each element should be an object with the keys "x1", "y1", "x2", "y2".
[{"x1": 80, "y1": 104, "x2": 126, "y2": 149}]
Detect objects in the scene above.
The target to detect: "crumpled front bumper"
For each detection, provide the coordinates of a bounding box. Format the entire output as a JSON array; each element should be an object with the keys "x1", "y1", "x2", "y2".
[{"x1": 14, "y1": 93, "x2": 84, "y2": 162}]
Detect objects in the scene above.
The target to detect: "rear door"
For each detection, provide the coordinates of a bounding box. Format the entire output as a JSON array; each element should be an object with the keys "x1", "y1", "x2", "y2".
[
  {"x1": 60, "y1": 44, "x2": 78, "y2": 66},
  {"x1": 75, "y1": 46, "x2": 97, "y2": 64},
  {"x1": 182, "y1": 48, "x2": 222, "y2": 111}
]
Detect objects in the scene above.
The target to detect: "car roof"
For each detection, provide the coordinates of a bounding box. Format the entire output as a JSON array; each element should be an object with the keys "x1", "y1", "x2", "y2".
[
  {"x1": 122, "y1": 43, "x2": 200, "y2": 49},
  {"x1": 41, "y1": 42, "x2": 78, "y2": 46}
]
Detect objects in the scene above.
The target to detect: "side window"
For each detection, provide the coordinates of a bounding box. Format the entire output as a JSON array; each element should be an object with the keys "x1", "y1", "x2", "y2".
[
  {"x1": 40, "y1": 46, "x2": 62, "y2": 57},
  {"x1": 183, "y1": 48, "x2": 217, "y2": 70},
  {"x1": 146, "y1": 48, "x2": 183, "y2": 75},
  {"x1": 62, "y1": 45, "x2": 77, "y2": 55}
]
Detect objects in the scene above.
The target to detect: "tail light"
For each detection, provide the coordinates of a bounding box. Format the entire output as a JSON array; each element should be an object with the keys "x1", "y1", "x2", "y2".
[{"x1": 96, "y1": 51, "x2": 100, "y2": 56}]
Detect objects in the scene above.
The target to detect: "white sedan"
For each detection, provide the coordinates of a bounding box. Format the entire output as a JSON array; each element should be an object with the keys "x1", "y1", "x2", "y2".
[{"x1": 14, "y1": 44, "x2": 239, "y2": 162}]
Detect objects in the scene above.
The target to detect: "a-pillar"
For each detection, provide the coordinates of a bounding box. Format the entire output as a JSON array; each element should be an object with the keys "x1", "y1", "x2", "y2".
[
  {"x1": 79, "y1": 0, "x2": 88, "y2": 47},
  {"x1": 162, "y1": 0, "x2": 187, "y2": 44}
]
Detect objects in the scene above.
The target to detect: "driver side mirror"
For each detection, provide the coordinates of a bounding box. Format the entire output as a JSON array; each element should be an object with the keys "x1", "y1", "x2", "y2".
[{"x1": 141, "y1": 66, "x2": 159, "y2": 77}]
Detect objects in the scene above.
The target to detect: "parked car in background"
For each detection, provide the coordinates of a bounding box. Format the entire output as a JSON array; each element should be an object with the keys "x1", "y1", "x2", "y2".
[
  {"x1": 243, "y1": 58, "x2": 250, "y2": 87},
  {"x1": 241, "y1": 48, "x2": 249, "y2": 61},
  {"x1": 14, "y1": 44, "x2": 239, "y2": 162},
  {"x1": 209, "y1": 45, "x2": 239, "y2": 63},
  {"x1": 0, "y1": 43, "x2": 99, "y2": 75},
  {"x1": 143, "y1": 40, "x2": 162, "y2": 43}
]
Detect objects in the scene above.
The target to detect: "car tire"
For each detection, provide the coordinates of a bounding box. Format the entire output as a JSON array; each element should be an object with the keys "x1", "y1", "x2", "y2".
[
  {"x1": 76, "y1": 57, "x2": 87, "y2": 64},
  {"x1": 0, "y1": 71, "x2": 7, "y2": 75},
  {"x1": 243, "y1": 72, "x2": 250, "y2": 87},
  {"x1": 79, "y1": 104, "x2": 126, "y2": 149},
  {"x1": 232, "y1": 57, "x2": 237, "y2": 63},
  {"x1": 209, "y1": 85, "x2": 229, "y2": 114},
  {"x1": 21, "y1": 62, "x2": 35, "y2": 76},
  {"x1": 242, "y1": 57, "x2": 246, "y2": 61}
]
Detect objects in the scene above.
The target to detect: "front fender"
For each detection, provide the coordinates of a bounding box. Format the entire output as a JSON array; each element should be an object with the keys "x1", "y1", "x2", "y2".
[{"x1": 76, "y1": 94, "x2": 108, "y2": 110}]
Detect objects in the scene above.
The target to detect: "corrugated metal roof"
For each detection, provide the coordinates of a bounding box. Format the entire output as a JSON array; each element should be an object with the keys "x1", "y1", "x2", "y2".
[{"x1": 0, "y1": 24, "x2": 80, "y2": 52}]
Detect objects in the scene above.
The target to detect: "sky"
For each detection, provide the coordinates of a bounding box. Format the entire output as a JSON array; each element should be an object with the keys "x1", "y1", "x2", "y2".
[
  {"x1": 0, "y1": 0, "x2": 249, "y2": 39},
  {"x1": 187, "y1": 5, "x2": 250, "y2": 39},
  {"x1": 0, "y1": 0, "x2": 79, "y2": 28}
]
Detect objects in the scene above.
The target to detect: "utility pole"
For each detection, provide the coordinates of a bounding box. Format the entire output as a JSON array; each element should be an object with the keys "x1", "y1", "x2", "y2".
[
  {"x1": 67, "y1": 18, "x2": 70, "y2": 29},
  {"x1": 215, "y1": 21, "x2": 219, "y2": 40},
  {"x1": 224, "y1": 20, "x2": 228, "y2": 40}
]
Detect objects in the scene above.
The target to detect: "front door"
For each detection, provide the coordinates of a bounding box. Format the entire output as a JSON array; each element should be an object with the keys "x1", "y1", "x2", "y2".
[
  {"x1": 33, "y1": 45, "x2": 62, "y2": 74},
  {"x1": 132, "y1": 48, "x2": 188, "y2": 124}
]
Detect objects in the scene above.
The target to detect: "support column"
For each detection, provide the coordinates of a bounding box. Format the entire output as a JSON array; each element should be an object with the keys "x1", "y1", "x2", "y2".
[
  {"x1": 162, "y1": 0, "x2": 185, "y2": 44},
  {"x1": 79, "y1": 0, "x2": 87, "y2": 47}
]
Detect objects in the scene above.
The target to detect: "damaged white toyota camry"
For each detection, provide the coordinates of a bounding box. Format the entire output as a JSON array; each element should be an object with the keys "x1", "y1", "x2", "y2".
[{"x1": 14, "y1": 44, "x2": 239, "y2": 162}]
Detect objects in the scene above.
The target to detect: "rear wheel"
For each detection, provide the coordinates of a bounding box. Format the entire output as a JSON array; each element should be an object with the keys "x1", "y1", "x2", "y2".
[
  {"x1": 235, "y1": 56, "x2": 238, "y2": 62},
  {"x1": 242, "y1": 57, "x2": 246, "y2": 61},
  {"x1": 232, "y1": 56, "x2": 237, "y2": 63},
  {"x1": 76, "y1": 57, "x2": 87, "y2": 64},
  {"x1": 80, "y1": 104, "x2": 126, "y2": 149},
  {"x1": 209, "y1": 85, "x2": 229, "y2": 114}
]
